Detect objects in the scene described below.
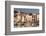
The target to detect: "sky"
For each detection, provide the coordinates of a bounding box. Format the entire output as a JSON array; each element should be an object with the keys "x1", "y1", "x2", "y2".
[{"x1": 14, "y1": 8, "x2": 39, "y2": 14}]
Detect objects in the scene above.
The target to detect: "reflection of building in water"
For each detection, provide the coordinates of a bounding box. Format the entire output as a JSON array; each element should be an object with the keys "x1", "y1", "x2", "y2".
[{"x1": 14, "y1": 10, "x2": 39, "y2": 27}]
